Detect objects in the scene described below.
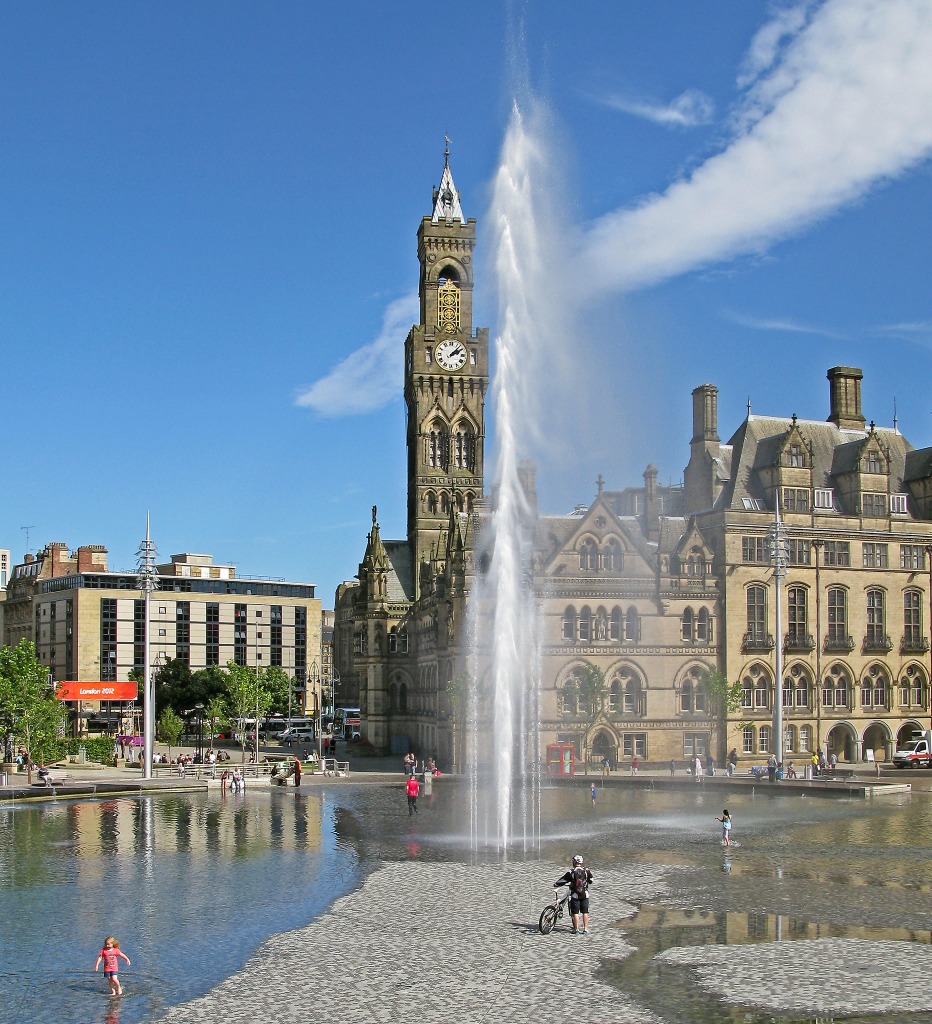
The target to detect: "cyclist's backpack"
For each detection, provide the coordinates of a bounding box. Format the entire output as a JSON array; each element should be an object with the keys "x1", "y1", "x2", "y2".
[{"x1": 571, "y1": 866, "x2": 588, "y2": 895}]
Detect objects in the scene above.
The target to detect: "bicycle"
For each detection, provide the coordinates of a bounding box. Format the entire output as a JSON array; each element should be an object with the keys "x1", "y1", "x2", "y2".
[{"x1": 538, "y1": 887, "x2": 571, "y2": 934}]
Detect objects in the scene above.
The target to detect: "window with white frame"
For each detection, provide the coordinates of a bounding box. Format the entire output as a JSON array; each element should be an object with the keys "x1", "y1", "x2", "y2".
[
  {"x1": 814, "y1": 488, "x2": 835, "y2": 509},
  {"x1": 742, "y1": 726, "x2": 755, "y2": 754},
  {"x1": 901, "y1": 545, "x2": 924, "y2": 570},
  {"x1": 758, "y1": 725, "x2": 771, "y2": 753},
  {"x1": 890, "y1": 493, "x2": 908, "y2": 514}
]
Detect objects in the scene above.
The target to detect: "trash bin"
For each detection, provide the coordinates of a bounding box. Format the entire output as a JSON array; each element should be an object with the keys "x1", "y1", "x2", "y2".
[
  {"x1": 804, "y1": 765, "x2": 812, "y2": 780},
  {"x1": 0, "y1": 772, "x2": 7, "y2": 786}
]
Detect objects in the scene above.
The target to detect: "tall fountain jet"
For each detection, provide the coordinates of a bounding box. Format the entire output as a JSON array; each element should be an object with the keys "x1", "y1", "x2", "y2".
[{"x1": 470, "y1": 98, "x2": 564, "y2": 851}]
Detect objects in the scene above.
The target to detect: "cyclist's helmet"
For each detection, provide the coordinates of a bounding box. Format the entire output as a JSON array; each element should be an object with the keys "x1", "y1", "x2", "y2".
[{"x1": 572, "y1": 855, "x2": 583, "y2": 865}]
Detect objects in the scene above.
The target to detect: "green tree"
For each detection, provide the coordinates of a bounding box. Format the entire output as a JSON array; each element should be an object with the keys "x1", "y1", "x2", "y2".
[
  {"x1": 262, "y1": 666, "x2": 293, "y2": 717},
  {"x1": 703, "y1": 668, "x2": 749, "y2": 759},
  {"x1": 204, "y1": 695, "x2": 229, "y2": 747},
  {"x1": 224, "y1": 662, "x2": 272, "y2": 762},
  {"x1": 156, "y1": 707, "x2": 184, "y2": 755},
  {"x1": 0, "y1": 640, "x2": 68, "y2": 779},
  {"x1": 575, "y1": 663, "x2": 606, "y2": 721}
]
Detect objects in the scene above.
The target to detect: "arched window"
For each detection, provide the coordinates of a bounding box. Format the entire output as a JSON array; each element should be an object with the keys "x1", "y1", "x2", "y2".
[
  {"x1": 428, "y1": 422, "x2": 449, "y2": 469},
  {"x1": 861, "y1": 663, "x2": 888, "y2": 709},
  {"x1": 679, "y1": 667, "x2": 708, "y2": 714},
  {"x1": 788, "y1": 586, "x2": 808, "y2": 643},
  {"x1": 904, "y1": 590, "x2": 923, "y2": 647},
  {"x1": 389, "y1": 682, "x2": 399, "y2": 712},
  {"x1": 453, "y1": 425, "x2": 474, "y2": 470},
  {"x1": 866, "y1": 589, "x2": 886, "y2": 646},
  {"x1": 784, "y1": 724, "x2": 797, "y2": 753},
  {"x1": 426, "y1": 491, "x2": 437, "y2": 514},
  {"x1": 604, "y1": 538, "x2": 623, "y2": 572},
  {"x1": 743, "y1": 663, "x2": 770, "y2": 710},
  {"x1": 746, "y1": 586, "x2": 767, "y2": 642},
  {"x1": 785, "y1": 664, "x2": 810, "y2": 710},
  {"x1": 822, "y1": 663, "x2": 850, "y2": 708},
  {"x1": 388, "y1": 628, "x2": 398, "y2": 653},
  {"x1": 900, "y1": 664, "x2": 926, "y2": 708},
  {"x1": 827, "y1": 588, "x2": 848, "y2": 644},
  {"x1": 607, "y1": 679, "x2": 620, "y2": 714},
  {"x1": 682, "y1": 608, "x2": 694, "y2": 642},
  {"x1": 799, "y1": 725, "x2": 812, "y2": 753},
  {"x1": 578, "y1": 607, "x2": 592, "y2": 642},
  {"x1": 624, "y1": 607, "x2": 640, "y2": 643},
  {"x1": 440, "y1": 491, "x2": 449, "y2": 514},
  {"x1": 610, "y1": 607, "x2": 623, "y2": 642},
  {"x1": 579, "y1": 539, "x2": 598, "y2": 571},
  {"x1": 696, "y1": 608, "x2": 711, "y2": 643},
  {"x1": 455, "y1": 491, "x2": 464, "y2": 512},
  {"x1": 759, "y1": 725, "x2": 772, "y2": 753},
  {"x1": 562, "y1": 607, "x2": 576, "y2": 642}
]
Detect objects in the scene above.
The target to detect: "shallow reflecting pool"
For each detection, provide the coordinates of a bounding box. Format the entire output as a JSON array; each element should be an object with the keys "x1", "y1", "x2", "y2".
[{"x1": 1, "y1": 780, "x2": 931, "y2": 1023}]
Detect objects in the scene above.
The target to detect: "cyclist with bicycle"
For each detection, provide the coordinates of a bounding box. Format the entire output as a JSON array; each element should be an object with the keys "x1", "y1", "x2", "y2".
[{"x1": 554, "y1": 855, "x2": 593, "y2": 934}]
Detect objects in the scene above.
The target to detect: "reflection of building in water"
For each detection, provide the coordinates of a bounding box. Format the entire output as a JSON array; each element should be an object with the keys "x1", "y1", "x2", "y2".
[{"x1": 64, "y1": 795, "x2": 322, "y2": 866}]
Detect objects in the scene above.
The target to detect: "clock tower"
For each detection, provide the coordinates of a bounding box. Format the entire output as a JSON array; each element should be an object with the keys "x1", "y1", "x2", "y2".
[{"x1": 405, "y1": 148, "x2": 488, "y2": 598}]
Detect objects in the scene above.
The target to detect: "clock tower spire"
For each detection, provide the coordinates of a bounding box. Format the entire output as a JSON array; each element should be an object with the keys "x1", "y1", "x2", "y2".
[{"x1": 404, "y1": 148, "x2": 488, "y2": 598}]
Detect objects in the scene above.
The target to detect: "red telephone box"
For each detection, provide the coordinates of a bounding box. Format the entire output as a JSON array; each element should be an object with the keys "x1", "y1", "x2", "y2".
[{"x1": 547, "y1": 742, "x2": 575, "y2": 777}]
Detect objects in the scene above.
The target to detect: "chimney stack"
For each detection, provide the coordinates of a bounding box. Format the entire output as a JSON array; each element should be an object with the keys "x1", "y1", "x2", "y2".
[{"x1": 827, "y1": 366, "x2": 866, "y2": 430}]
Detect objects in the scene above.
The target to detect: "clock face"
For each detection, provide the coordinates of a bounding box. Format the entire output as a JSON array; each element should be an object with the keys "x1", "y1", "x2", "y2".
[{"x1": 435, "y1": 339, "x2": 467, "y2": 371}]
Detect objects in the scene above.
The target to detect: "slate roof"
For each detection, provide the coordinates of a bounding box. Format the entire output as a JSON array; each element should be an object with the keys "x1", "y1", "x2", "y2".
[
  {"x1": 383, "y1": 541, "x2": 414, "y2": 604},
  {"x1": 720, "y1": 415, "x2": 915, "y2": 510}
]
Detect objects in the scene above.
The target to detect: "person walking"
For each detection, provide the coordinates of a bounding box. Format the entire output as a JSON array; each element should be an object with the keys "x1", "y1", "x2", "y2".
[
  {"x1": 694, "y1": 754, "x2": 702, "y2": 782},
  {"x1": 554, "y1": 855, "x2": 594, "y2": 935},
  {"x1": 405, "y1": 774, "x2": 420, "y2": 815},
  {"x1": 727, "y1": 749, "x2": 738, "y2": 777},
  {"x1": 591, "y1": 782, "x2": 597, "y2": 808},
  {"x1": 631, "y1": 757, "x2": 639, "y2": 776},
  {"x1": 293, "y1": 758, "x2": 302, "y2": 788},
  {"x1": 716, "y1": 809, "x2": 732, "y2": 847},
  {"x1": 94, "y1": 936, "x2": 131, "y2": 996}
]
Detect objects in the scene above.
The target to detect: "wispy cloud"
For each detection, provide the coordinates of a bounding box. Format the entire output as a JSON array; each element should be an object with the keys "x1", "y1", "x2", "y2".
[
  {"x1": 875, "y1": 319, "x2": 932, "y2": 346},
  {"x1": 724, "y1": 309, "x2": 847, "y2": 339},
  {"x1": 580, "y1": 0, "x2": 932, "y2": 296},
  {"x1": 294, "y1": 292, "x2": 418, "y2": 416},
  {"x1": 737, "y1": 2, "x2": 813, "y2": 88},
  {"x1": 595, "y1": 88, "x2": 714, "y2": 128}
]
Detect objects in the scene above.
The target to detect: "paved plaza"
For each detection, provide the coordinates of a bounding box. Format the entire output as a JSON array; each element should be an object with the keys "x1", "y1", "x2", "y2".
[{"x1": 155, "y1": 858, "x2": 932, "y2": 1024}]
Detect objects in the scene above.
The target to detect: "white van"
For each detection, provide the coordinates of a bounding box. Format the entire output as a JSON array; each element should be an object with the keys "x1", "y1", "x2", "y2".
[{"x1": 282, "y1": 724, "x2": 316, "y2": 744}]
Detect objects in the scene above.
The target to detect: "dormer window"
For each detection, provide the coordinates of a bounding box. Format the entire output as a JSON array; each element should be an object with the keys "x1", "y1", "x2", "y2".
[
  {"x1": 741, "y1": 498, "x2": 765, "y2": 511},
  {"x1": 891, "y1": 493, "x2": 908, "y2": 515},
  {"x1": 864, "y1": 450, "x2": 884, "y2": 474},
  {"x1": 787, "y1": 444, "x2": 805, "y2": 468},
  {"x1": 814, "y1": 488, "x2": 835, "y2": 510},
  {"x1": 862, "y1": 493, "x2": 886, "y2": 517}
]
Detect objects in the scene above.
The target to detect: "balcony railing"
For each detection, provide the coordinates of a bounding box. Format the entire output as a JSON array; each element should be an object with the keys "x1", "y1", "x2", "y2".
[
  {"x1": 901, "y1": 635, "x2": 930, "y2": 654},
  {"x1": 824, "y1": 634, "x2": 855, "y2": 653},
  {"x1": 784, "y1": 632, "x2": 815, "y2": 652},
  {"x1": 743, "y1": 632, "x2": 775, "y2": 652},
  {"x1": 862, "y1": 633, "x2": 893, "y2": 654}
]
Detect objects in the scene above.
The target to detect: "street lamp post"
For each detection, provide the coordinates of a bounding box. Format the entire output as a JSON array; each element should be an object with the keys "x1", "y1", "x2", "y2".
[
  {"x1": 195, "y1": 703, "x2": 205, "y2": 762},
  {"x1": 767, "y1": 496, "x2": 789, "y2": 769},
  {"x1": 135, "y1": 516, "x2": 159, "y2": 781}
]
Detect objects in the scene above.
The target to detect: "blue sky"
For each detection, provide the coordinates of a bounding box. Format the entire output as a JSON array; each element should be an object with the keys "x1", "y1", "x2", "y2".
[{"x1": 2, "y1": 1, "x2": 931, "y2": 604}]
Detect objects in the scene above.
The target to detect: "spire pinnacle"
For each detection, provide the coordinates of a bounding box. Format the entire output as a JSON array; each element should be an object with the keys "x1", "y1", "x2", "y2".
[{"x1": 432, "y1": 140, "x2": 465, "y2": 225}]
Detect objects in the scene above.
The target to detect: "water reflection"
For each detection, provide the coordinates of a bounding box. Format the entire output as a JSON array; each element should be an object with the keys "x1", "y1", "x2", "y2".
[{"x1": 4, "y1": 781, "x2": 932, "y2": 1023}]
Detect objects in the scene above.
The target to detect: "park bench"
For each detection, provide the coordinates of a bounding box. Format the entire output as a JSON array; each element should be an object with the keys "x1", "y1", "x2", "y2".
[{"x1": 32, "y1": 769, "x2": 68, "y2": 787}]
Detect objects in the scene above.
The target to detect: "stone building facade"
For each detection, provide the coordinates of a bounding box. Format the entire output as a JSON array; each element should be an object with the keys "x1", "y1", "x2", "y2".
[{"x1": 336, "y1": 158, "x2": 932, "y2": 770}]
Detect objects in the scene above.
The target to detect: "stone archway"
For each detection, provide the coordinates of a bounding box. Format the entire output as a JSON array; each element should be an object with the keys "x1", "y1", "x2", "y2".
[
  {"x1": 590, "y1": 729, "x2": 617, "y2": 771},
  {"x1": 861, "y1": 722, "x2": 893, "y2": 764},
  {"x1": 897, "y1": 720, "x2": 924, "y2": 747},
  {"x1": 825, "y1": 722, "x2": 858, "y2": 763}
]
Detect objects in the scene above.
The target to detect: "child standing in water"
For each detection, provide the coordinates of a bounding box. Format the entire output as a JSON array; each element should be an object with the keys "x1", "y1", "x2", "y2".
[
  {"x1": 95, "y1": 936, "x2": 131, "y2": 996},
  {"x1": 716, "y1": 809, "x2": 732, "y2": 847}
]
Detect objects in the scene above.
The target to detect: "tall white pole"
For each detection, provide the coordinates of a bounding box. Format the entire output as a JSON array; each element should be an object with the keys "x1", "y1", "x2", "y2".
[
  {"x1": 136, "y1": 515, "x2": 159, "y2": 781},
  {"x1": 769, "y1": 494, "x2": 788, "y2": 767}
]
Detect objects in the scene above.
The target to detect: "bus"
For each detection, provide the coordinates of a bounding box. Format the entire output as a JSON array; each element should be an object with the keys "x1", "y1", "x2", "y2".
[{"x1": 333, "y1": 706, "x2": 361, "y2": 738}]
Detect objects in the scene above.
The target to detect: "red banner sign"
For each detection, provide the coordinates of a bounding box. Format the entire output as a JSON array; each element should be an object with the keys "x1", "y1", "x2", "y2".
[{"x1": 57, "y1": 681, "x2": 138, "y2": 701}]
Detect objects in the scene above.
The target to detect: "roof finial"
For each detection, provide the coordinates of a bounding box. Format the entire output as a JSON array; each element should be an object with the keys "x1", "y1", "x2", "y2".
[
  {"x1": 893, "y1": 397, "x2": 898, "y2": 434},
  {"x1": 372, "y1": 504, "x2": 378, "y2": 527},
  {"x1": 747, "y1": 397, "x2": 752, "y2": 416},
  {"x1": 596, "y1": 473, "x2": 604, "y2": 497},
  {"x1": 444, "y1": 134, "x2": 451, "y2": 167}
]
